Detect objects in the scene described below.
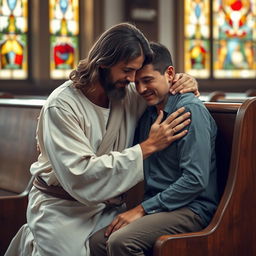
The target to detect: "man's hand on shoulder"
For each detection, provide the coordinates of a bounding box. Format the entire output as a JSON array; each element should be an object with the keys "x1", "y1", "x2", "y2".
[{"x1": 171, "y1": 73, "x2": 200, "y2": 97}]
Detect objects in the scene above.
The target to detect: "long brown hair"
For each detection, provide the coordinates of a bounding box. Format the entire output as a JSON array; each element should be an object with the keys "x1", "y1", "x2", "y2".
[{"x1": 69, "y1": 23, "x2": 153, "y2": 89}]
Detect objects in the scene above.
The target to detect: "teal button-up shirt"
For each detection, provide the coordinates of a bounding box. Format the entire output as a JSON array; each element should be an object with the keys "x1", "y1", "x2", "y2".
[{"x1": 136, "y1": 93, "x2": 219, "y2": 226}]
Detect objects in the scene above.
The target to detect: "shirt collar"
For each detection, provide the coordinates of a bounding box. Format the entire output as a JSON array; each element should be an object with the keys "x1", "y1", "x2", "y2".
[
  {"x1": 164, "y1": 94, "x2": 177, "y2": 114},
  {"x1": 147, "y1": 94, "x2": 176, "y2": 119}
]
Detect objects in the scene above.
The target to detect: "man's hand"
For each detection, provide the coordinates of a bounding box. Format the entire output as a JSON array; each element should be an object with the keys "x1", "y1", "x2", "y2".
[
  {"x1": 105, "y1": 205, "x2": 145, "y2": 237},
  {"x1": 171, "y1": 73, "x2": 200, "y2": 97},
  {"x1": 140, "y1": 107, "x2": 191, "y2": 159}
]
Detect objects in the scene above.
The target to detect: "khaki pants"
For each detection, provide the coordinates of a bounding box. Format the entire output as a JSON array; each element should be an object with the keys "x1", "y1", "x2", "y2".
[{"x1": 89, "y1": 207, "x2": 204, "y2": 256}]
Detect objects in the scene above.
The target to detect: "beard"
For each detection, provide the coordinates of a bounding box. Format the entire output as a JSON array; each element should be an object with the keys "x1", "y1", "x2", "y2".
[{"x1": 99, "y1": 68, "x2": 129, "y2": 101}]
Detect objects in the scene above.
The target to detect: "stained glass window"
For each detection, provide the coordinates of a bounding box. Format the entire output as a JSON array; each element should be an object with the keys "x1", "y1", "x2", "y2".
[
  {"x1": 184, "y1": 0, "x2": 256, "y2": 79},
  {"x1": 0, "y1": 0, "x2": 28, "y2": 79},
  {"x1": 213, "y1": 0, "x2": 256, "y2": 78},
  {"x1": 184, "y1": 0, "x2": 210, "y2": 78},
  {"x1": 49, "y1": 0, "x2": 79, "y2": 79}
]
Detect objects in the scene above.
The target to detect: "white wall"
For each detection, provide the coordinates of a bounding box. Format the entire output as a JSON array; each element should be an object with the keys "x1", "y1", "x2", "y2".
[
  {"x1": 158, "y1": 0, "x2": 175, "y2": 61},
  {"x1": 103, "y1": 0, "x2": 175, "y2": 60},
  {"x1": 104, "y1": 0, "x2": 124, "y2": 29}
]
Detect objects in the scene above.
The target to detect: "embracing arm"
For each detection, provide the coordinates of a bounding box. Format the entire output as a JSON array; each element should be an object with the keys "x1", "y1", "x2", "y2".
[
  {"x1": 41, "y1": 105, "x2": 190, "y2": 205},
  {"x1": 171, "y1": 73, "x2": 200, "y2": 97}
]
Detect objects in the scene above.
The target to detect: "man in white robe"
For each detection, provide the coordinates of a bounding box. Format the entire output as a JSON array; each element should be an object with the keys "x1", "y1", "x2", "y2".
[{"x1": 5, "y1": 23, "x2": 197, "y2": 256}]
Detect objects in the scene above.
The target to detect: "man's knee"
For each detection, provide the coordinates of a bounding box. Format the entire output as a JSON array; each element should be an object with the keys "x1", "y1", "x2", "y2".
[
  {"x1": 107, "y1": 229, "x2": 131, "y2": 254},
  {"x1": 89, "y1": 233, "x2": 98, "y2": 252},
  {"x1": 89, "y1": 229, "x2": 108, "y2": 256}
]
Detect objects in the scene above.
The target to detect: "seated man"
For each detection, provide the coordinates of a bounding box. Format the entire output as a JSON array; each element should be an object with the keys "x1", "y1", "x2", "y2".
[{"x1": 90, "y1": 42, "x2": 219, "y2": 256}]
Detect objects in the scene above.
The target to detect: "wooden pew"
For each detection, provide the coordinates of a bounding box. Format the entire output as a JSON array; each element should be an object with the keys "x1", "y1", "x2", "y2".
[
  {"x1": 246, "y1": 89, "x2": 256, "y2": 97},
  {"x1": 2, "y1": 97, "x2": 255, "y2": 254},
  {"x1": 152, "y1": 97, "x2": 256, "y2": 256},
  {"x1": 208, "y1": 91, "x2": 226, "y2": 102},
  {"x1": 0, "y1": 99, "x2": 43, "y2": 255},
  {"x1": 0, "y1": 92, "x2": 14, "y2": 98},
  {"x1": 208, "y1": 90, "x2": 254, "y2": 103}
]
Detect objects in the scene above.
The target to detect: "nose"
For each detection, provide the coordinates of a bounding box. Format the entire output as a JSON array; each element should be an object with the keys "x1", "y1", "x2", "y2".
[
  {"x1": 136, "y1": 82, "x2": 146, "y2": 95},
  {"x1": 126, "y1": 71, "x2": 136, "y2": 82}
]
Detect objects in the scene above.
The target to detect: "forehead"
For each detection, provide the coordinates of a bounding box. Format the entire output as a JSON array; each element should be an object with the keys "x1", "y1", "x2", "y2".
[
  {"x1": 135, "y1": 64, "x2": 156, "y2": 78},
  {"x1": 113, "y1": 55, "x2": 145, "y2": 70}
]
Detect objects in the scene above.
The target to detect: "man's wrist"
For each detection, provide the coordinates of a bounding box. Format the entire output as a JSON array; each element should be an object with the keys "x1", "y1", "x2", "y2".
[
  {"x1": 139, "y1": 140, "x2": 156, "y2": 159},
  {"x1": 136, "y1": 204, "x2": 146, "y2": 216}
]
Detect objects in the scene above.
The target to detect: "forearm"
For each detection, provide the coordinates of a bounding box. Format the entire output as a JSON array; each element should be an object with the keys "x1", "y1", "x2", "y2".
[
  {"x1": 142, "y1": 177, "x2": 205, "y2": 214},
  {"x1": 47, "y1": 143, "x2": 144, "y2": 204},
  {"x1": 140, "y1": 139, "x2": 158, "y2": 159}
]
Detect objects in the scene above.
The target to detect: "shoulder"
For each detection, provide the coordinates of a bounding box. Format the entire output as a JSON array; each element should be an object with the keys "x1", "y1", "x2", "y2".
[
  {"x1": 43, "y1": 80, "x2": 82, "y2": 112},
  {"x1": 165, "y1": 93, "x2": 204, "y2": 114},
  {"x1": 176, "y1": 93, "x2": 204, "y2": 109},
  {"x1": 167, "y1": 93, "x2": 216, "y2": 129},
  {"x1": 179, "y1": 94, "x2": 217, "y2": 133},
  {"x1": 171, "y1": 93, "x2": 208, "y2": 115}
]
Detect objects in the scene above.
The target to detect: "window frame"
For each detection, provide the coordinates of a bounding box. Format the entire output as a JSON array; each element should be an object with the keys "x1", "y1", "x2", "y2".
[{"x1": 0, "y1": 0, "x2": 104, "y2": 95}]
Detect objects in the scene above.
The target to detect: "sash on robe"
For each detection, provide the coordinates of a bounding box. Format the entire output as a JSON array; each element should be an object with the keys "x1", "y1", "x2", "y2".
[{"x1": 34, "y1": 98, "x2": 129, "y2": 205}]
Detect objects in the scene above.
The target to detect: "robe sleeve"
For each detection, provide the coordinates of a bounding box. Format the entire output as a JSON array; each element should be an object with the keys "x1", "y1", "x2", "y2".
[{"x1": 42, "y1": 105, "x2": 144, "y2": 205}]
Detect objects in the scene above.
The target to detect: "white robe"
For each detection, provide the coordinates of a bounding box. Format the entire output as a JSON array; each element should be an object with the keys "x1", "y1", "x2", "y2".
[{"x1": 5, "y1": 81, "x2": 146, "y2": 256}]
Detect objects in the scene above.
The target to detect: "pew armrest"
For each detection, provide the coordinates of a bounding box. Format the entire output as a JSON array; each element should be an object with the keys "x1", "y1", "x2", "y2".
[
  {"x1": 154, "y1": 230, "x2": 210, "y2": 256},
  {"x1": 0, "y1": 176, "x2": 34, "y2": 200}
]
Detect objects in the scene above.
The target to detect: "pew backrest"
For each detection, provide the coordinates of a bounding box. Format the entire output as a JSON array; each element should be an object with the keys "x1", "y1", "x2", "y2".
[
  {"x1": 0, "y1": 99, "x2": 44, "y2": 254},
  {"x1": 208, "y1": 90, "x2": 253, "y2": 103},
  {"x1": 0, "y1": 100, "x2": 42, "y2": 196},
  {"x1": 205, "y1": 102, "x2": 240, "y2": 197}
]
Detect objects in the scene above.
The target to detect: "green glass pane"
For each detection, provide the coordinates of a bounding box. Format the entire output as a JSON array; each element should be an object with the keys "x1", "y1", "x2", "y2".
[{"x1": 214, "y1": 38, "x2": 256, "y2": 78}]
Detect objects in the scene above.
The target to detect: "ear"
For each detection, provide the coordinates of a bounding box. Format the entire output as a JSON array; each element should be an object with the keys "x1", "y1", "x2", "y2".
[{"x1": 166, "y1": 66, "x2": 175, "y2": 82}]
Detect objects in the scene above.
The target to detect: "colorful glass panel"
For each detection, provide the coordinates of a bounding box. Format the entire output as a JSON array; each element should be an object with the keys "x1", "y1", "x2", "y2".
[
  {"x1": 184, "y1": 0, "x2": 210, "y2": 78},
  {"x1": 213, "y1": 0, "x2": 256, "y2": 78},
  {"x1": 0, "y1": 0, "x2": 28, "y2": 79},
  {"x1": 49, "y1": 0, "x2": 79, "y2": 79}
]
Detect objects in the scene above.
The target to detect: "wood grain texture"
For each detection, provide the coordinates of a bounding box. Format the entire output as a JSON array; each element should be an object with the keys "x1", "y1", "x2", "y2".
[
  {"x1": 153, "y1": 98, "x2": 256, "y2": 256},
  {"x1": 0, "y1": 104, "x2": 41, "y2": 255}
]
